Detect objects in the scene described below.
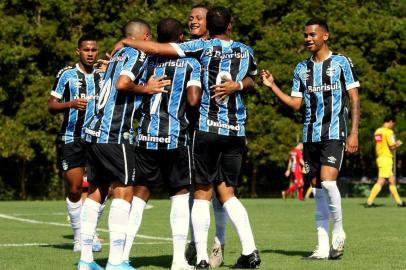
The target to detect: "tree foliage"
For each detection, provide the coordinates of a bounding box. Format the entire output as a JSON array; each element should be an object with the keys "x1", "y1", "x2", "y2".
[{"x1": 0, "y1": 0, "x2": 404, "y2": 199}]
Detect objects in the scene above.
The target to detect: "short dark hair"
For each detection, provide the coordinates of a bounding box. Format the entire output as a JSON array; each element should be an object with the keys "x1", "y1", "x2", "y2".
[
  {"x1": 206, "y1": 6, "x2": 231, "y2": 36},
  {"x1": 305, "y1": 17, "x2": 329, "y2": 32},
  {"x1": 384, "y1": 115, "x2": 396, "y2": 123},
  {"x1": 157, "y1": 18, "x2": 183, "y2": 43},
  {"x1": 192, "y1": 4, "x2": 209, "y2": 11},
  {"x1": 122, "y1": 18, "x2": 151, "y2": 38},
  {"x1": 77, "y1": 34, "x2": 96, "y2": 48}
]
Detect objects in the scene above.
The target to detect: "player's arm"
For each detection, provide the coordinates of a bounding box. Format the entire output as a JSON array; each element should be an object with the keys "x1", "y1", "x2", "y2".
[
  {"x1": 187, "y1": 85, "x2": 202, "y2": 107},
  {"x1": 211, "y1": 76, "x2": 254, "y2": 101},
  {"x1": 47, "y1": 96, "x2": 87, "y2": 114},
  {"x1": 116, "y1": 75, "x2": 170, "y2": 95},
  {"x1": 113, "y1": 39, "x2": 179, "y2": 57},
  {"x1": 387, "y1": 130, "x2": 403, "y2": 150},
  {"x1": 260, "y1": 69, "x2": 302, "y2": 111},
  {"x1": 346, "y1": 87, "x2": 360, "y2": 153},
  {"x1": 285, "y1": 158, "x2": 292, "y2": 177}
]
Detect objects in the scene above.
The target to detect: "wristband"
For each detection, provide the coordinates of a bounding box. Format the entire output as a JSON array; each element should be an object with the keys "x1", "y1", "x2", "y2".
[{"x1": 238, "y1": 81, "x2": 243, "y2": 90}]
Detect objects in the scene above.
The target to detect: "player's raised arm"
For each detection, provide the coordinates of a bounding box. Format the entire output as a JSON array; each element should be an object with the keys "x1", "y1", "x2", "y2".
[
  {"x1": 260, "y1": 69, "x2": 302, "y2": 111},
  {"x1": 346, "y1": 87, "x2": 360, "y2": 153},
  {"x1": 116, "y1": 74, "x2": 170, "y2": 95},
  {"x1": 114, "y1": 38, "x2": 179, "y2": 57}
]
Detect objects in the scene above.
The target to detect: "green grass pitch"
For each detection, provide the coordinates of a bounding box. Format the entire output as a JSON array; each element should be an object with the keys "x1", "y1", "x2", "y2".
[{"x1": 0, "y1": 198, "x2": 405, "y2": 269}]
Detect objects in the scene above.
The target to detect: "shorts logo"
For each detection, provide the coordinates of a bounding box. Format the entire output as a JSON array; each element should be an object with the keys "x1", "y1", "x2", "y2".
[
  {"x1": 131, "y1": 168, "x2": 136, "y2": 182},
  {"x1": 327, "y1": 156, "x2": 337, "y2": 164},
  {"x1": 304, "y1": 162, "x2": 310, "y2": 174},
  {"x1": 62, "y1": 160, "x2": 69, "y2": 171}
]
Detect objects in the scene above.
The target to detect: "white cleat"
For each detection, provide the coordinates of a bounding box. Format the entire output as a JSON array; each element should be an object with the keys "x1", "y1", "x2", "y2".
[
  {"x1": 209, "y1": 237, "x2": 224, "y2": 267},
  {"x1": 171, "y1": 260, "x2": 195, "y2": 270},
  {"x1": 329, "y1": 233, "x2": 346, "y2": 260},
  {"x1": 304, "y1": 247, "x2": 329, "y2": 260}
]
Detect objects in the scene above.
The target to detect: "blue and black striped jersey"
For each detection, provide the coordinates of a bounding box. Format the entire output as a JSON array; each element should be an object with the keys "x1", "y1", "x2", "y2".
[
  {"x1": 136, "y1": 56, "x2": 201, "y2": 150},
  {"x1": 51, "y1": 64, "x2": 102, "y2": 143},
  {"x1": 84, "y1": 47, "x2": 147, "y2": 144},
  {"x1": 170, "y1": 38, "x2": 257, "y2": 137},
  {"x1": 291, "y1": 52, "x2": 360, "y2": 143}
]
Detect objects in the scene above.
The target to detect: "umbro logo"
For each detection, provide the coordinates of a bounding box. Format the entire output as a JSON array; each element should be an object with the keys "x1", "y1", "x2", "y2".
[
  {"x1": 327, "y1": 156, "x2": 337, "y2": 164},
  {"x1": 326, "y1": 66, "x2": 336, "y2": 77}
]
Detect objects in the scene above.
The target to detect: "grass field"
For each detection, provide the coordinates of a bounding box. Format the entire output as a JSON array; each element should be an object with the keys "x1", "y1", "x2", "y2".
[{"x1": 1, "y1": 197, "x2": 406, "y2": 270}]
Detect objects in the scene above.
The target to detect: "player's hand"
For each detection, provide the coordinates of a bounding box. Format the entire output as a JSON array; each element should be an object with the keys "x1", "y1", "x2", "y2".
[
  {"x1": 284, "y1": 170, "x2": 290, "y2": 177},
  {"x1": 95, "y1": 53, "x2": 112, "y2": 73},
  {"x1": 70, "y1": 98, "x2": 88, "y2": 111},
  {"x1": 396, "y1": 140, "x2": 403, "y2": 147},
  {"x1": 346, "y1": 133, "x2": 358, "y2": 153},
  {"x1": 210, "y1": 76, "x2": 240, "y2": 101},
  {"x1": 260, "y1": 69, "x2": 275, "y2": 88},
  {"x1": 145, "y1": 75, "x2": 171, "y2": 95}
]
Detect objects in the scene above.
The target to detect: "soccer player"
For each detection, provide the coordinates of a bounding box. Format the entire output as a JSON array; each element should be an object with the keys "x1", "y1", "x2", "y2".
[
  {"x1": 185, "y1": 4, "x2": 230, "y2": 268},
  {"x1": 48, "y1": 34, "x2": 103, "y2": 253},
  {"x1": 365, "y1": 115, "x2": 405, "y2": 207},
  {"x1": 261, "y1": 18, "x2": 360, "y2": 260},
  {"x1": 121, "y1": 18, "x2": 201, "y2": 270},
  {"x1": 77, "y1": 19, "x2": 169, "y2": 270},
  {"x1": 282, "y1": 142, "x2": 305, "y2": 201},
  {"x1": 115, "y1": 6, "x2": 261, "y2": 269}
]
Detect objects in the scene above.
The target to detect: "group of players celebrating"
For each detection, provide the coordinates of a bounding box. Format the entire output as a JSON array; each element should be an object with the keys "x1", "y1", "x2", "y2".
[{"x1": 49, "y1": 4, "x2": 361, "y2": 270}]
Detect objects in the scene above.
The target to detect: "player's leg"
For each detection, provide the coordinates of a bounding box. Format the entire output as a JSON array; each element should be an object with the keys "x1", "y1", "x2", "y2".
[
  {"x1": 284, "y1": 176, "x2": 297, "y2": 199},
  {"x1": 366, "y1": 157, "x2": 387, "y2": 207},
  {"x1": 319, "y1": 140, "x2": 346, "y2": 260},
  {"x1": 163, "y1": 146, "x2": 195, "y2": 270},
  {"x1": 192, "y1": 131, "x2": 218, "y2": 269},
  {"x1": 388, "y1": 175, "x2": 405, "y2": 206},
  {"x1": 209, "y1": 193, "x2": 227, "y2": 267},
  {"x1": 303, "y1": 142, "x2": 330, "y2": 259},
  {"x1": 216, "y1": 136, "x2": 260, "y2": 268}
]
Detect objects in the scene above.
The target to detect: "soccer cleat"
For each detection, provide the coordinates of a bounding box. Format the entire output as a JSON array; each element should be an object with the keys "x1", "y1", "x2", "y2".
[
  {"x1": 281, "y1": 191, "x2": 286, "y2": 200},
  {"x1": 171, "y1": 260, "x2": 195, "y2": 270},
  {"x1": 397, "y1": 202, "x2": 406, "y2": 207},
  {"x1": 209, "y1": 237, "x2": 224, "y2": 267},
  {"x1": 304, "y1": 247, "x2": 329, "y2": 260},
  {"x1": 106, "y1": 261, "x2": 137, "y2": 270},
  {"x1": 364, "y1": 203, "x2": 377, "y2": 208},
  {"x1": 232, "y1": 250, "x2": 261, "y2": 269},
  {"x1": 329, "y1": 233, "x2": 346, "y2": 260},
  {"x1": 92, "y1": 233, "x2": 102, "y2": 252},
  {"x1": 73, "y1": 240, "x2": 81, "y2": 252},
  {"x1": 196, "y1": 260, "x2": 210, "y2": 269},
  {"x1": 77, "y1": 260, "x2": 104, "y2": 270},
  {"x1": 185, "y1": 242, "x2": 197, "y2": 265}
]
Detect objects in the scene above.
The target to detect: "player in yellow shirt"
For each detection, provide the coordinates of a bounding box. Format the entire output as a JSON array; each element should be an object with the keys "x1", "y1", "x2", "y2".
[{"x1": 365, "y1": 115, "x2": 404, "y2": 207}]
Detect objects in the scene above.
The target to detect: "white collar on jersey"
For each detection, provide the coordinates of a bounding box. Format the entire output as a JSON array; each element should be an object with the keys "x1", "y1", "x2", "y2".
[
  {"x1": 76, "y1": 63, "x2": 94, "y2": 75},
  {"x1": 311, "y1": 50, "x2": 332, "y2": 63},
  {"x1": 220, "y1": 39, "x2": 234, "y2": 47}
]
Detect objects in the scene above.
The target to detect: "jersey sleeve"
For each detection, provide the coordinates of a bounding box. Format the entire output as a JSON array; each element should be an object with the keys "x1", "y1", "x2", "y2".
[
  {"x1": 247, "y1": 48, "x2": 257, "y2": 76},
  {"x1": 51, "y1": 67, "x2": 70, "y2": 99},
  {"x1": 341, "y1": 56, "x2": 360, "y2": 90},
  {"x1": 291, "y1": 64, "x2": 304, "y2": 98},
  {"x1": 170, "y1": 40, "x2": 205, "y2": 60},
  {"x1": 186, "y1": 58, "x2": 202, "y2": 88},
  {"x1": 120, "y1": 48, "x2": 148, "y2": 81},
  {"x1": 385, "y1": 129, "x2": 396, "y2": 147}
]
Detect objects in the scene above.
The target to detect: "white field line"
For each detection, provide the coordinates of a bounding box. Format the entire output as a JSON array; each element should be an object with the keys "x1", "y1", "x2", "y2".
[
  {"x1": 0, "y1": 242, "x2": 170, "y2": 247},
  {"x1": 0, "y1": 212, "x2": 171, "y2": 242}
]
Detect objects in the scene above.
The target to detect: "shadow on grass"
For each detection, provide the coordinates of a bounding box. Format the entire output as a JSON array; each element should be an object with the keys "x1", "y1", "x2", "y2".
[
  {"x1": 261, "y1": 249, "x2": 309, "y2": 257},
  {"x1": 62, "y1": 234, "x2": 73, "y2": 240},
  {"x1": 361, "y1": 203, "x2": 384, "y2": 208},
  {"x1": 131, "y1": 255, "x2": 172, "y2": 268}
]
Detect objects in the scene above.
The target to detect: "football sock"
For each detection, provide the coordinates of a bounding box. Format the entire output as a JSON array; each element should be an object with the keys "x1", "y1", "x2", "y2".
[
  {"x1": 108, "y1": 199, "x2": 131, "y2": 265},
  {"x1": 188, "y1": 193, "x2": 195, "y2": 243},
  {"x1": 66, "y1": 197, "x2": 82, "y2": 242},
  {"x1": 389, "y1": 184, "x2": 402, "y2": 205},
  {"x1": 212, "y1": 194, "x2": 228, "y2": 245},
  {"x1": 305, "y1": 187, "x2": 313, "y2": 199},
  {"x1": 314, "y1": 188, "x2": 330, "y2": 251},
  {"x1": 298, "y1": 187, "x2": 304, "y2": 200},
  {"x1": 192, "y1": 199, "x2": 210, "y2": 262},
  {"x1": 170, "y1": 193, "x2": 190, "y2": 263},
  {"x1": 367, "y1": 184, "x2": 382, "y2": 205},
  {"x1": 223, "y1": 197, "x2": 256, "y2": 255},
  {"x1": 80, "y1": 198, "x2": 101, "y2": 262},
  {"x1": 122, "y1": 196, "x2": 146, "y2": 261},
  {"x1": 285, "y1": 185, "x2": 296, "y2": 196},
  {"x1": 321, "y1": 181, "x2": 344, "y2": 235}
]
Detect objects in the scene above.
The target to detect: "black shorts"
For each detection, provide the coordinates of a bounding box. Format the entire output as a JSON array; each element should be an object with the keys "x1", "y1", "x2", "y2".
[
  {"x1": 134, "y1": 146, "x2": 191, "y2": 188},
  {"x1": 193, "y1": 130, "x2": 245, "y2": 186},
  {"x1": 86, "y1": 143, "x2": 136, "y2": 186},
  {"x1": 303, "y1": 140, "x2": 345, "y2": 181},
  {"x1": 57, "y1": 140, "x2": 86, "y2": 171}
]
